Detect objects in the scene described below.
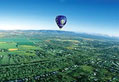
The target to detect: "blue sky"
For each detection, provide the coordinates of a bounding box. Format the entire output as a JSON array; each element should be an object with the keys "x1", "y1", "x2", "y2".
[{"x1": 0, "y1": 0, "x2": 119, "y2": 36}]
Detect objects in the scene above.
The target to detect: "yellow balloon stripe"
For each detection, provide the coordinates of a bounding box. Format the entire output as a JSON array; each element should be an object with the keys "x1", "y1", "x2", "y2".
[{"x1": 61, "y1": 20, "x2": 65, "y2": 25}]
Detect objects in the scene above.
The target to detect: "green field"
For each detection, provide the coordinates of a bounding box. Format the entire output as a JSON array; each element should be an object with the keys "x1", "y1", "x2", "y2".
[
  {"x1": 0, "y1": 30, "x2": 118, "y2": 82},
  {"x1": 0, "y1": 42, "x2": 16, "y2": 49}
]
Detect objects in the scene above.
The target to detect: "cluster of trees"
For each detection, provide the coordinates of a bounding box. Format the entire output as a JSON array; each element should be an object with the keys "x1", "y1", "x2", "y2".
[{"x1": 0, "y1": 32, "x2": 119, "y2": 81}]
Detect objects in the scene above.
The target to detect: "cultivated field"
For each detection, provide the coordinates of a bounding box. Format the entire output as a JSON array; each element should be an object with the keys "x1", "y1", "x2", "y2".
[{"x1": 0, "y1": 30, "x2": 119, "y2": 82}]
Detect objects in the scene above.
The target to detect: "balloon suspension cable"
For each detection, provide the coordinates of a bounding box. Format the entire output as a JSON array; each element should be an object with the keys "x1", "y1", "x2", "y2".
[{"x1": 59, "y1": 28, "x2": 62, "y2": 30}]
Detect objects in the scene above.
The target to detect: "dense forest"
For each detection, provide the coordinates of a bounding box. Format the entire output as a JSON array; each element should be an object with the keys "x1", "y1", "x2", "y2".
[{"x1": 0, "y1": 30, "x2": 118, "y2": 82}]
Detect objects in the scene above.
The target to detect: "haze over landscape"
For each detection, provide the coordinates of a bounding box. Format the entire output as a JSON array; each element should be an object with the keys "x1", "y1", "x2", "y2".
[
  {"x1": 0, "y1": 0, "x2": 119, "y2": 81},
  {"x1": 0, "y1": 0, "x2": 119, "y2": 36}
]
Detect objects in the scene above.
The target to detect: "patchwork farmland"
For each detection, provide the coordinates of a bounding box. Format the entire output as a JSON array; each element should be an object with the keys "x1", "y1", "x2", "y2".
[{"x1": 0, "y1": 30, "x2": 119, "y2": 82}]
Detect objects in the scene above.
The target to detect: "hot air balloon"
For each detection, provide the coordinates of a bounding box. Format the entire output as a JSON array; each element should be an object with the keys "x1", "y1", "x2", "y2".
[{"x1": 55, "y1": 15, "x2": 67, "y2": 29}]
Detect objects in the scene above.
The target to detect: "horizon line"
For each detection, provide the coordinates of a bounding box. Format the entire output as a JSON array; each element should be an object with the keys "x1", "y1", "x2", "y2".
[{"x1": 0, "y1": 29, "x2": 118, "y2": 37}]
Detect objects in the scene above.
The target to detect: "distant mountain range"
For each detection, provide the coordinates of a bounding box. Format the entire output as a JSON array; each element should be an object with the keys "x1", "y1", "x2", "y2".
[{"x1": 0, "y1": 30, "x2": 118, "y2": 41}]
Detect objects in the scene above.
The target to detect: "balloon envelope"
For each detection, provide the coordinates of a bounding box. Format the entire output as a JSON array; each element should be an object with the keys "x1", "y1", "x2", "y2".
[{"x1": 55, "y1": 15, "x2": 67, "y2": 29}]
